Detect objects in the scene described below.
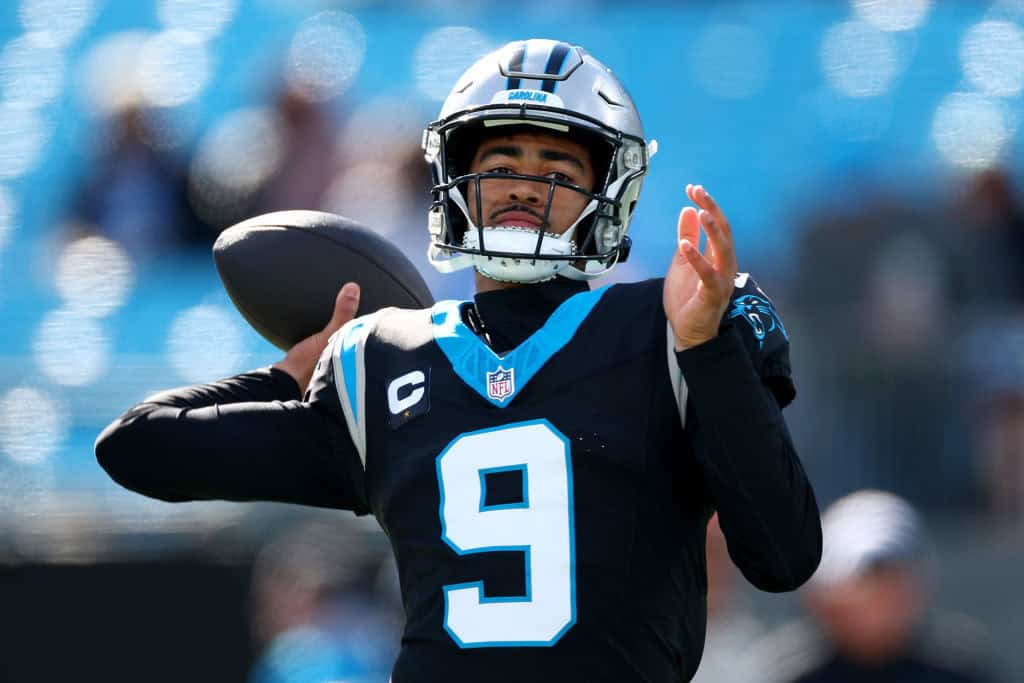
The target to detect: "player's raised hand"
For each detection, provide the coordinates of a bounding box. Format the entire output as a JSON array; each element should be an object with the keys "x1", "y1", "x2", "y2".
[
  {"x1": 273, "y1": 282, "x2": 360, "y2": 394},
  {"x1": 663, "y1": 185, "x2": 737, "y2": 351}
]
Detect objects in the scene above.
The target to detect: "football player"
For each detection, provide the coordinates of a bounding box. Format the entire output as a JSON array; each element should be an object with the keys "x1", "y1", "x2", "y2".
[{"x1": 97, "y1": 39, "x2": 821, "y2": 682}]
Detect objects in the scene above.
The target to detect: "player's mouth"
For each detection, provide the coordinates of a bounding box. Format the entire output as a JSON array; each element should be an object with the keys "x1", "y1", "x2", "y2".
[{"x1": 492, "y1": 210, "x2": 544, "y2": 229}]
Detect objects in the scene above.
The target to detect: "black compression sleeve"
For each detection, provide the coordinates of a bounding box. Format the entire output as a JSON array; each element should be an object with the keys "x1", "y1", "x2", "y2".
[
  {"x1": 677, "y1": 326, "x2": 822, "y2": 592},
  {"x1": 95, "y1": 367, "x2": 369, "y2": 513}
]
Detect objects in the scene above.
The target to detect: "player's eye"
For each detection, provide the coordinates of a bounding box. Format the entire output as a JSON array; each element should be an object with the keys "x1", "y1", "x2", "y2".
[
  {"x1": 487, "y1": 166, "x2": 516, "y2": 175},
  {"x1": 547, "y1": 171, "x2": 573, "y2": 184}
]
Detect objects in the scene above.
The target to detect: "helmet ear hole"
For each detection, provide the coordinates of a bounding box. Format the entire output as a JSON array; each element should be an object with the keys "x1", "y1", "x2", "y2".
[{"x1": 616, "y1": 234, "x2": 632, "y2": 263}]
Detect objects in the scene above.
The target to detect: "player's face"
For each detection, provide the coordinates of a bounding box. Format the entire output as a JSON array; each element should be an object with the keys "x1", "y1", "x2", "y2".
[{"x1": 465, "y1": 131, "x2": 596, "y2": 236}]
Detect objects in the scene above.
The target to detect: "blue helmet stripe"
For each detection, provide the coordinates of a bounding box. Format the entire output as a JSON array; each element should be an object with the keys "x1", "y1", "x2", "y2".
[{"x1": 541, "y1": 43, "x2": 571, "y2": 93}]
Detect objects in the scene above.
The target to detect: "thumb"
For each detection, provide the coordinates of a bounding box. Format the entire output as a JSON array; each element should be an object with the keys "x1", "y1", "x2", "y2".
[{"x1": 325, "y1": 282, "x2": 360, "y2": 334}]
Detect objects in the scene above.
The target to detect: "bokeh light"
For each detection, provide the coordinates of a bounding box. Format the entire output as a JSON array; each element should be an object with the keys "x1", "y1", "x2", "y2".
[
  {"x1": 76, "y1": 31, "x2": 151, "y2": 116},
  {"x1": 54, "y1": 236, "x2": 135, "y2": 317},
  {"x1": 0, "y1": 387, "x2": 67, "y2": 465},
  {"x1": 0, "y1": 35, "x2": 66, "y2": 110},
  {"x1": 137, "y1": 30, "x2": 212, "y2": 108},
  {"x1": 167, "y1": 304, "x2": 244, "y2": 383},
  {"x1": 821, "y1": 20, "x2": 900, "y2": 98},
  {"x1": 338, "y1": 96, "x2": 424, "y2": 159},
  {"x1": 692, "y1": 23, "x2": 770, "y2": 100},
  {"x1": 157, "y1": 0, "x2": 238, "y2": 40},
  {"x1": 323, "y1": 162, "x2": 408, "y2": 236},
  {"x1": 286, "y1": 11, "x2": 366, "y2": 102},
  {"x1": 931, "y1": 91, "x2": 1011, "y2": 169},
  {"x1": 851, "y1": 0, "x2": 932, "y2": 32},
  {"x1": 189, "y1": 106, "x2": 284, "y2": 222},
  {"x1": 0, "y1": 103, "x2": 50, "y2": 178},
  {"x1": 414, "y1": 26, "x2": 493, "y2": 102},
  {"x1": 191, "y1": 107, "x2": 284, "y2": 191},
  {"x1": 33, "y1": 308, "x2": 112, "y2": 386},
  {"x1": 19, "y1": 0, "x2": 98, "y2": 48},
  {"x1": 959, "y1": 20, "x2": 1024, "y2": 98}
]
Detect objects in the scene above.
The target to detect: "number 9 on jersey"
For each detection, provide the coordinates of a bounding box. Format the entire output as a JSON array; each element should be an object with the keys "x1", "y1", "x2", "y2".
[{"x1": 436, "y1": 420, "x2": 577, "y2": 647}]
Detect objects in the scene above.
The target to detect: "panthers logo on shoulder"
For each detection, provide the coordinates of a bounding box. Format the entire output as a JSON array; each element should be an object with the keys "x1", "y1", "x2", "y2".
[{"x1": 728, "y1": 294, "x2": 788, "y2": 349}]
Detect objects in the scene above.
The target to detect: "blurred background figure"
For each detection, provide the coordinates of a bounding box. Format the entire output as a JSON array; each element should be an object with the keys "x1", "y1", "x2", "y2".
[
  {"x1": 247, "y1": 519, "x2": 400, "y2": 683},
  {"x1": 785, "y1": 194, "x2": 970, "y2": 512},
  {"x1": 184, "y1": 77, "x2": 347, "y2": 237},
  {"x1": 752, "y1": 490, "x2": 994, "y2": 683},
  {"x1": 954, "y1": 168, "x2": 1024, "y2": 310},
  {"x1": 247, "y1": 83, "x2": 340, "y2": 218},
  {"x1": 68, "y1": 102, "x2": 215, "y2": 259},
  {"x1": 785, "y1": 168, "x2": 1024, "y2": 517},
  {"x1": 966, "y1": 317, "x2": 1024, "y2": 530}
]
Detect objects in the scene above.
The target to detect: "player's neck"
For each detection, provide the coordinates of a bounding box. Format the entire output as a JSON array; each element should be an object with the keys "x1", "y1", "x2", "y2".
[
  {"x1": 469, "y1": 276, "x2": 589, "y2": 353},
  {"x1": 474, "y1": 272, "x2": 591, "y2": 294}
]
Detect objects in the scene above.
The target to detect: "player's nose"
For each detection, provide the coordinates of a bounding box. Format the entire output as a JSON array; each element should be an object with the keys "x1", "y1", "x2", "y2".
[{"x1": 506, "y1": 175, "x2": 544, "y2": 205}]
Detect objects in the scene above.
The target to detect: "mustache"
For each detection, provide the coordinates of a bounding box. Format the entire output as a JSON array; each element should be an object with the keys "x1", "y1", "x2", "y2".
[{"x1": 488, "y1": 204, "x2": 546, "y2": 223}]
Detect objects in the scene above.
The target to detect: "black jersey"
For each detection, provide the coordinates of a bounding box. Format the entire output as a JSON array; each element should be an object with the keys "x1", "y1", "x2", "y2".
[
  {"x1": 301, "y1": 274, "x2": 817, "y2": 682},
  {"x1": 96, "y1": 274, "x2": 820, "y2": 683}
]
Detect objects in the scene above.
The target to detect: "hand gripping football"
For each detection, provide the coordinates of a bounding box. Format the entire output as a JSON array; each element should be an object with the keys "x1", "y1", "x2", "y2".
[{"x1": 213, "y1": 210, "x2": 434, "y2": 351}]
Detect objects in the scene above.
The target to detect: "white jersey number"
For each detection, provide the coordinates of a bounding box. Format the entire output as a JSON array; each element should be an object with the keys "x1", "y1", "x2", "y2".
[{"x1": 435, "y1": 419, "x2": 576, "y2": 647}]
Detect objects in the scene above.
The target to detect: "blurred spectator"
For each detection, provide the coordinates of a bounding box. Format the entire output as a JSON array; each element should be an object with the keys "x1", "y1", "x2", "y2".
[
  {"x1": 250, "y1": 84, "x2": 340, "y2": 216},
  {"x1": 787, "y1": 194, "x2": 970, "y2": 511},
  {"x1": 247, "y1": 519, "x2": 400, "y2": 683},
  {"x1": 691, "y1": 515, "x2": 764, "y2": 683},
  {"x1": 788, "y1": 170, "x2": 1024, "y2": 517},
  {"x1": 966, "y1": 318, "x2": 1024, "y2": 529},
  {"x1": 69, "y1": 103, "x2": 215, "y2": 259},
  {"x1": 751, "y1": 490, "x2": 993, "y2": 683},
  {"x1": 955, "y1": 169, "x2": 1024, "y2": 312},
  {"x1": 186, "y1": 80, "x2": 343, "y2": 232},
  {"x1": 957, "y1": 170, "x2": 1024, "y2": 527}
]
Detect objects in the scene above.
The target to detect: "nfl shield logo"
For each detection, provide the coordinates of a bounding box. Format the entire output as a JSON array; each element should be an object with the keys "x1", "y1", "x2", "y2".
[{"x1": 486, "y1": 366, "x2": 515, "y2": 402}]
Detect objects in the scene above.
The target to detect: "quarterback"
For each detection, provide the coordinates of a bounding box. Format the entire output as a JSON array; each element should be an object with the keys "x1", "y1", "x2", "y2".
[{"x1": 97, "y1": 40, "x2": 821, "y2": 682}]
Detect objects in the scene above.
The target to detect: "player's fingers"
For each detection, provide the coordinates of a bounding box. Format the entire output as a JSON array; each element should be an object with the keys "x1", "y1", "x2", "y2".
[
  {"x1": 677, "y1": 206, "x2": 700, "y2": 256},
  {"x1": 327, "y1": 282, "x2": 360, "y2": 331},
  {"x1": 680, "y1": 239, "x2": 717, "y2": 284},
  {"x1": 694, "y1": 186, "x2": 732, "y2": 239},
  {"x1": 700, "y1": 210, "x2": 737, "y2": 275}
]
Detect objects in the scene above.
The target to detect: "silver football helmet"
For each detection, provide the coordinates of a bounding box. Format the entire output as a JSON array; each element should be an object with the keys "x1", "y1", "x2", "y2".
[{"x1": 422, "y1": 39, "x2": 656, "y2": 283}]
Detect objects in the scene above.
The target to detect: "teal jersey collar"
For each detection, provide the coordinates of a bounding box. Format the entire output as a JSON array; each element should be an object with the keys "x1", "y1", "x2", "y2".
[{"x1": 431, "y1": 286, "x2": 609, "y2": 408}]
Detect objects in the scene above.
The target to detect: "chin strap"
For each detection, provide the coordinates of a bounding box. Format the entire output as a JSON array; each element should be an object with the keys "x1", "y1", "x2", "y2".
[{"x1": 427, "y1": 243, "x2": 474, "y2": 273}]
